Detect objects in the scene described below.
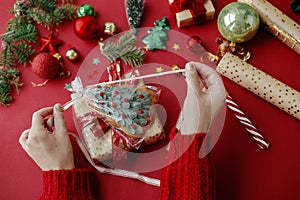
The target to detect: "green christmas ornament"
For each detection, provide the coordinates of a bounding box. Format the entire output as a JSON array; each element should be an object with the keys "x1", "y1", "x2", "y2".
[
  {"x1": 154, "y1": 17, "x2": 170, "y2": 30},
  {"x1": 217, "y1": 2, "x2": 260, "y2": 43},
  {"x1": 142, "y1": 27, "x2": 168, "y2": 50},
  {"x1": 142, "y1": 18, "x2": 169, "y2": 50},
  {"x1": 77, "y1": 4, "x2": 96, "y2": 17}
]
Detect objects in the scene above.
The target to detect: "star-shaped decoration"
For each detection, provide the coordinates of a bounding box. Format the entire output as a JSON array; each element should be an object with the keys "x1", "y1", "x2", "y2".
[
  {"x1": 92, "y1": 69, "x2": 100, "y2": 76},
  {"x1": 172, "y1": 43, "x2": 180, "y2": 51},
  {"x1": 156, "y1": 67, "x2": 164, "y2": 73},
  {"x1": 40, "y1": 33, "x2": 62, "y2": 54},
  {"x1": 87, "y1": 73, "x2": 94, "y2": 81},
  {"x1": 64, "y1": 83, "x2": 72, "y2": 91},
  {"x1": 87, "y1": 69, "x2": 101, "y2": 81},
  {"x1": 92, "y1": 58, "x2": 100, "y2": 65}
]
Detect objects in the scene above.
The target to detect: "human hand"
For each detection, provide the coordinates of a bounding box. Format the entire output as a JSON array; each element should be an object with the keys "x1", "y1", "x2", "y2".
[
  {"x1": 19, "y1": 104, "x2": 75, "y2": 171},
  {"x1": 180, "y1": 62, "x2": 227, "y2": 134}
]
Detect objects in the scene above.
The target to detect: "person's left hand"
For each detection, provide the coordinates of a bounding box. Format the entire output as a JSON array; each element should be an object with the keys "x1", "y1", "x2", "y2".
[{"x1": 19, "y1": 104, "x2": 75, "y2": 171}]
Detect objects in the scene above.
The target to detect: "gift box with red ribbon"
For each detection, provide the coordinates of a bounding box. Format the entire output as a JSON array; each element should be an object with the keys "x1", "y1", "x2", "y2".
[{"x1": 168, "y1": 0, "x2": 215, "y2": 28}]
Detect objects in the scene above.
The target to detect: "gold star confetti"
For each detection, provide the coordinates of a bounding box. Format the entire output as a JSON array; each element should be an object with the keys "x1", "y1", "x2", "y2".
[
  {"x1": 172, "y1": 43, "x2": 180, "y2": 51},
  {"x1": 156, "y1": 67, "x2": 164, "y2": 73},
  {"x1": 171, "y1": 64, "x2": 181, "y2": 71}
]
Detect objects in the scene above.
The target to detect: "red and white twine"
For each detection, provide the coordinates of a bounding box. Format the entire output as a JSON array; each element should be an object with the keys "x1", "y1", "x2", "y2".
[{"x1": 226, "y1": 95, "x2": 270, "y2": 150}]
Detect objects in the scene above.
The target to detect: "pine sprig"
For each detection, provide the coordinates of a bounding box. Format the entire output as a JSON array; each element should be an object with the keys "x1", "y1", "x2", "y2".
[
  {"x1": 120, "y1": 47, "x2": 145, "y2": 67},
  {"x1": 11, "y1": 23, "x2": 38, "y2": 43},
  {"x1": 53, "y1": 4, "x2": 77, "y2": 26},
  {"x1": 58, "y1": 0, "x2": 75, "y2": 4},
  {"x1": 12, "y1": 42, "x2": 35, "y2": 65},
  {"x1": 118, "y1": 31, "x2": 136, "y2": 47},
  {"x1": 101, "y1": 32, "x2": 145, "y2": 67},
  {"x1": 0, "y1": 47, "x2": 16, "y2": 68},
  {"x1": 39, "y1": 0, "x2": 57, "y2": 12},
  {"x1": 0, "y1": 68, "x2": 21, "y2": 105}
]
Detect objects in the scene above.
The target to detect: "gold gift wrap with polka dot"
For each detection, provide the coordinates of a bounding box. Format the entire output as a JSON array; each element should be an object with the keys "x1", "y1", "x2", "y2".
[
  {"x1": 217, "y1": 52, "x2": 300, "y2": 120},
  {"x1": 238, "y1": 0, "x2": 300, "y2": 55}
]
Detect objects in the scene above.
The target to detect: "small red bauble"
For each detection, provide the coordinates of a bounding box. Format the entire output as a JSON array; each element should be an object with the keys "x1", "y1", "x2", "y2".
[
  {"x1": 73, "y1": 16, "x2": 100, "y2": 40},
  {"x1": 186, "y1": 36, "x2": 204, "y2": 53},
  {"x1": 31, "y1": 53, "x2": 60, "y2": 79}
]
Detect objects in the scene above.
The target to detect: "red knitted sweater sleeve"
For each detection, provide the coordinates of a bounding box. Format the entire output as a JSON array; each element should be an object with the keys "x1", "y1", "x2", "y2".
[
  {"x1": 40, "y1": 168, "x2": 94, "y2": 200},
  {"x1": 160, "y1": 128, "x2": 215, "y2": 200}
]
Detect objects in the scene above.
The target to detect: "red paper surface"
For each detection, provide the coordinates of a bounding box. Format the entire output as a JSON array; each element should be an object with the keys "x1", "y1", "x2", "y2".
[{"x1": 0, "y1": 0, "x2": 299, "y2": 200}]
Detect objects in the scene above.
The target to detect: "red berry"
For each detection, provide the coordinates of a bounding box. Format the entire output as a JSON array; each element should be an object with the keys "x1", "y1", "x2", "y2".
[
  {"x1": 138, "y1": 109, "x2": 143, "y2": 114},
  {"x1": 100, "y1": 102, "x2": 104, "y2": 106},
  {"x1": 121, "y1": 114, "x2": 126, "y2": 119},
  {"x1": 99, "y1": 92, "x2": 104, "y2": 97},
  {"x1": 131, "y1": 124, "x2": 137, "y2": 129},
  {"x1": 123, "y1": 98, "x2": 129, "y2": 102},
  {"x1": 112, "y1": 103, "x2": 117, "y2": 108},
  {"x1": 114, "y1": 90, "x2": 118, "y2": 95},
  {"x1": 138, "y1": 94, "x2": 144, "y2": 99}
]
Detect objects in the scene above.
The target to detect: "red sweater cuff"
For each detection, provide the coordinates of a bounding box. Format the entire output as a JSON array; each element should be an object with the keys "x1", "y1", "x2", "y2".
[
  {"x1": 40, "y1": 168, "x2": 94, "y2": 200},
  {"x1": 160, "y1": 128, "x2": 215, "y2": 200}
]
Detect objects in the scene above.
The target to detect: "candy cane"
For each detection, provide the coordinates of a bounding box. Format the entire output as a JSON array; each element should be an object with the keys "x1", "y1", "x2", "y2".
[{"x1": 226, "y1": 95, "x2": 270, "y2": 150}]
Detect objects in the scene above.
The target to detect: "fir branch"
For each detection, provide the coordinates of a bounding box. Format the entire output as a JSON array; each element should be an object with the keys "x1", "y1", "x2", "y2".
[
  {"x1": 53, "y1": 4, "x2": 77, "y2": 26},
  {"x1": 101, "y1": 41, "x2": 120, "y2": 63},
  {"x1": 0, "y1": 47, "x2": 16, "y2": 68},
  {"x1": 58, "y1": 0, "x2": 75, "y2": 4},
  {"x1": 0, "y1": 79, "x2": 13, "y2": 105},
  {"x1": 118, "y1": 31, "x2": 137, "y2": 47},
  {"x1": 27, "y1": 7, "x2": 54, "y2": 28},
  {"x1": 120, "y1": 48, "x2": 145, "y2": 67},
  {"x1": 39, "y1": 0, "x2": 57, "y2": 12},
  {"x1": 12, "y1": 42, "x2": 35, "y2": 65},
  {"x1": 12, "y1": 23, "x2": 38, "y2": 43},
  {"x1": 101, "y1": 32, "x2": 145, "y2": 67},
  {"x1": 28, "y1": 0, "x2": 38, "y2": 7},
  {"x1": 0, "y1": 68, "x2": 21, "y2": 105}
]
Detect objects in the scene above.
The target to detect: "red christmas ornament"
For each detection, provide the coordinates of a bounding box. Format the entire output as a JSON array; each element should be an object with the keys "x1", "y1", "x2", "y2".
[
  {"x1": 31, "y1": 53, "x2": 60, "y2": 79},
  {"x1": 186, "y1": 36, "x2": 204, "y2": 53},
  {"x1": 73, "y1": 16, "x2": 100, "y2": 40},
  {"x1": 40, "y1": 33, "x2": 62, "y2": 54}
]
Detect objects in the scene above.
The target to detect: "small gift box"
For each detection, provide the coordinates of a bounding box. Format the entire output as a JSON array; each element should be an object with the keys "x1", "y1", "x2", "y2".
[{"x1": 168, "y1": 0, "x2": 215, "y2": 28}]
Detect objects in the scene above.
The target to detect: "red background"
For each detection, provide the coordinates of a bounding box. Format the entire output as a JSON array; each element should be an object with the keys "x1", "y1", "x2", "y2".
[{"x1": 0, "y1": 0, "x2": 300, "y2": 199}]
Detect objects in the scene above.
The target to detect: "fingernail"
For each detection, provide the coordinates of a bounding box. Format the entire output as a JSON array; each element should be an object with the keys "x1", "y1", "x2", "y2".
[
  {"x1": 55, "y1": 104, "x2": 63, "y2": 112},
  {"x1": 186, "y1": 63, "x2": 195, "y2": 70}
]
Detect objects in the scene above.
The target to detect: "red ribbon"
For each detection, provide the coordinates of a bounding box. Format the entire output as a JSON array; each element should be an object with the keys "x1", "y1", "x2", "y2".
[
  {"x1": 169, "y1": 0, "x2": 207, "y2": 25},
  {"x1": 77, "y1": 113, "x2": 109, "y2": 138}
]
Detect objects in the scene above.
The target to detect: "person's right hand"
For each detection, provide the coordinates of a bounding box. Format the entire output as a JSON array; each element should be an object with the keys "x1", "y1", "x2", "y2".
[
  {"x1": 19, "y1": 104, "x2": 75, "y2": 171},
  {"x1": 180, "y1": 62, "x2": 227, "y2": 134}
]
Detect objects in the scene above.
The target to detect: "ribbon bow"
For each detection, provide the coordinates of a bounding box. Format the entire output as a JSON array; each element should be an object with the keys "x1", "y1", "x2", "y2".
[{"x1": 169, "y1": 0, "x2": 207, "y2": 25}]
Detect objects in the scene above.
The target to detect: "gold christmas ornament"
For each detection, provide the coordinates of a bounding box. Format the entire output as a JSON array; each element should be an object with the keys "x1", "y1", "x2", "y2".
[
  {"x1": 66, "y1": 48, "x2": 79, "y2": 61},
  {"x1": 104, "y1": 22, "x2": 117, "y2": 36}
]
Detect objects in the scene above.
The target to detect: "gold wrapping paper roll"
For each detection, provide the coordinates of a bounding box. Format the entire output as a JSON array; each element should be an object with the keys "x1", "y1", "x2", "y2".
[
  {"x1": 238, "y1": 0, "x2": 300, "y2": 55},
  {"x1": 217, "y1": 52, "x2": 300, "y2": 120}
]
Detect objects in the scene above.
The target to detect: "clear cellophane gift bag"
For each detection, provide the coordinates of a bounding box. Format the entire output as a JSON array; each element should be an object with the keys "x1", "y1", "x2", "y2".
[{"x1": 67, "y1": 71, "x2": 165, "y2": 186}]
